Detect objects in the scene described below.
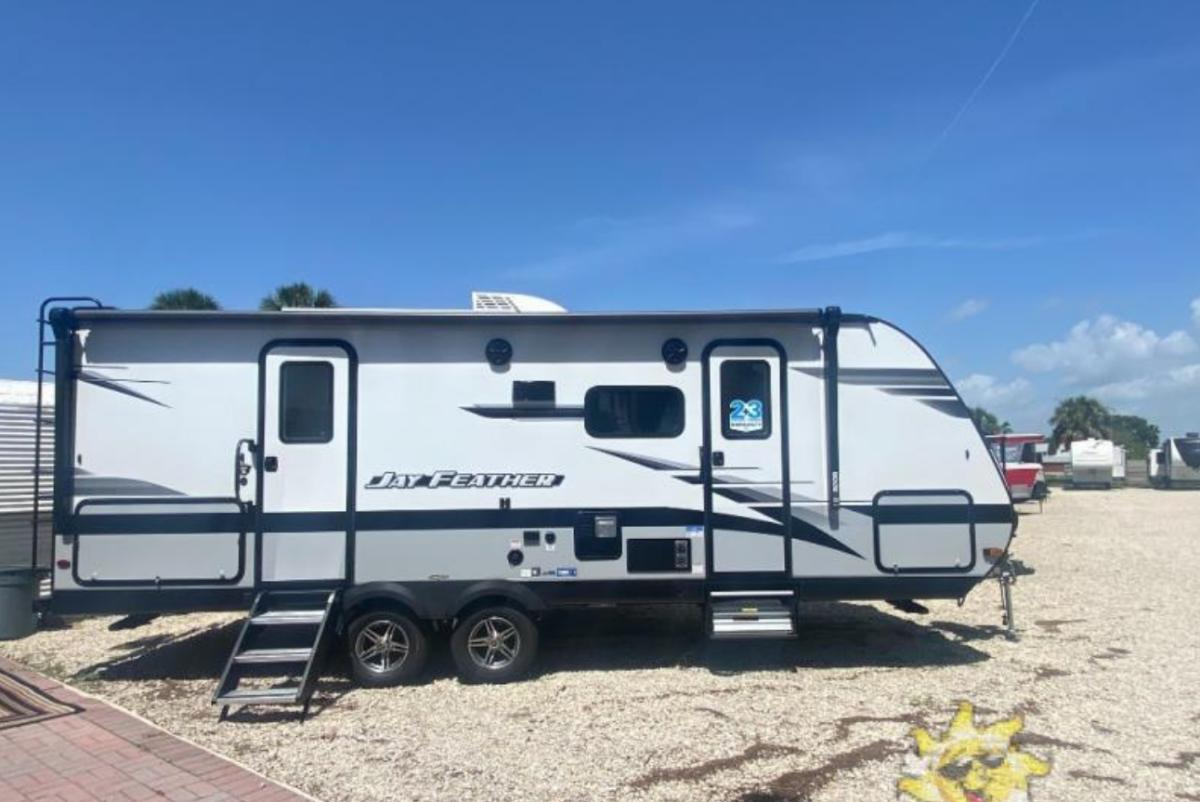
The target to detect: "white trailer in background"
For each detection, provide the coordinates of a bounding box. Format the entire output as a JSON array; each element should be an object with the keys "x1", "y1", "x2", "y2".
[
  {"x1": 1113, "y1": 445, "x2": 1127, "y2": 483},
  {"x1": 1148, "y1": 449, "x2": 1163, "y2": 486},
  {"x1": 1161, "y1": 434, "x2": 1200, "y2": 488},
  {"x1": 1070, "y1": 439, "x2": 1115, "y2": 489},
  {"x1": 31, "y1": 294, "x2": 1017, "y2": 715}
]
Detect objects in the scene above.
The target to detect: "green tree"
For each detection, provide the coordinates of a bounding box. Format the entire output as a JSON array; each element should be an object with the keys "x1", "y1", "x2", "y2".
[
  {"x1": 1109, "y1": 413, "x2": 1160, "y2": 460},
  {"x1": 149, "y1": 288, "x2": 221, "y2": 310},
  {"x1": 1049, "y1": 395, "x2": 1111, "y2": 448},
  {"x1": 970, "y1": 406, "x2": 1012, "y2": 435},
  {"x1": 259, "y1": 282, "x2": 338, "y2": 311}
]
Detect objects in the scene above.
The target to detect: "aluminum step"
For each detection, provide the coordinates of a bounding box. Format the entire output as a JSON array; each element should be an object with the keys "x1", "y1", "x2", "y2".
[
  {"x1": 709, "y1": 596, "x2": 796, "y2": 639},
  {"x1": 250, "y1": 609, "x2": 325, "y2": 626},
  {"x1": 214, "y1": 686, "x2": 301, "y2": 705},
  {"x1": 233, "y1": 647, "x2": 313, "y2": 665}
]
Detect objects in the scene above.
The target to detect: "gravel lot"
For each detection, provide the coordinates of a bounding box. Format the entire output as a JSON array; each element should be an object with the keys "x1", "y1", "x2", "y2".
[{"x1": 4, "y1": 488, "x2": 1198, "y2": 801}]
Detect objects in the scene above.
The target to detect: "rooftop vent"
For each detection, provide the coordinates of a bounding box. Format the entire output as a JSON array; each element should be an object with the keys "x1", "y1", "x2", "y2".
[{"x1": 471, "y1": 292, "x2": 566, "y2": 314}]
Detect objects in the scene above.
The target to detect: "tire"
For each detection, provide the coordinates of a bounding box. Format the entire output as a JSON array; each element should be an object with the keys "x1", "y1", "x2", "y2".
[
  {"x1": 450, "y1": 606, "x2": 538, "y2": 684},
  {"x1": 346, "y1": 610, "x2": 429, "y2": 687}
]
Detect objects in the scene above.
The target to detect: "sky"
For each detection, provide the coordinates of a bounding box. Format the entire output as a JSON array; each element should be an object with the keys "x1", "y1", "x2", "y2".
[{"x1": 1, "y1": 2, "x2": 1198, "y2": 435}]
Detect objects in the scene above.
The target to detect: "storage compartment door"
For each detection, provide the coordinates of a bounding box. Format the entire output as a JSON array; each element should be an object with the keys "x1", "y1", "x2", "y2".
[
  {"x1": 72, "y1": 499, "x2": 246, "y2": 585},
  {"x1": 872, "y1": 491, "x2": 976, "y2": 574}
]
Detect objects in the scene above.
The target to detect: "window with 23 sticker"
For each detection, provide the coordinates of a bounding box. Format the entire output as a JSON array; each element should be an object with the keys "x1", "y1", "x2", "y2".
[{"x1": 720, "y1": 360, "x2": 771, "y2": 440}]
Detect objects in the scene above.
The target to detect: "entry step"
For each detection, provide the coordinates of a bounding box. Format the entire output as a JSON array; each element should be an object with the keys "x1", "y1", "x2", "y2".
[
  {"x1": 709, "y1": 596, "x2": 796, "y2": 639},
  {"x1": 214, "y1": 686, "x2": 301, "y2": 705},
  {"x1": 250, "y1": 609, "x2": 325, "y2": 626},
  {"x1": 233, "y1": 647, "x2": 313, "y2": 665}
]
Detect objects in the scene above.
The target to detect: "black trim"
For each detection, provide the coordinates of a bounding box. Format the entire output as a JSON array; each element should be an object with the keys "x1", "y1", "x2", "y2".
[
  {"x1": 821, "y1": 307, "x2": 841, "y2": 529},
  {"x1": 47, "y1": 574, "x2": 980, "y2": 618},
  {"x1": 256, "y1": 339, "x2": 359, "y2": 587},
  {"x1": 70, "y1": 497, "x2": 247, "y2": 587},
  {"x1": 463, "y1": 405, "x2": 584, "y2": 419},
  {"x1": 51, "y1": 312, "x2": 77, "y2": 540},
  {"x1": 871, "y1": 489, "x2": 977, "y2": 575},
  {"x1": 701, "y1": 338, "x2": 791, "y2": 578}
]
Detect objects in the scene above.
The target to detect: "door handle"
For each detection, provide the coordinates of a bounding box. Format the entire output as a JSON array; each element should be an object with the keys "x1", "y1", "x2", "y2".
[
  {"x1": 264, "y1": 456, "x2": 279, "y2": 472},
  {"x1": 711, "y1": 451, "x2": 725, "y2": 467}
]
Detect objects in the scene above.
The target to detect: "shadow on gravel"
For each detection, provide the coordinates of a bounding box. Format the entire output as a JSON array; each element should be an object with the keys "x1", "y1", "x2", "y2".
[
  {"x1": 66, "y1": 601, "x2": 988, "y2": 694},
  {"x1": 523, "y1": 602, "x2": 989, "y2": 676}
]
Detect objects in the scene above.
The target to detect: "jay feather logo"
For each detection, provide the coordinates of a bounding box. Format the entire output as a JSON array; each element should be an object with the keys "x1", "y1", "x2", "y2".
[{"x1": 366, "y1": 470, "x2": 565, "y2": 490}]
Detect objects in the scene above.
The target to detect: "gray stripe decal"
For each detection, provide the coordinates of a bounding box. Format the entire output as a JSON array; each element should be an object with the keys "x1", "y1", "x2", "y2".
[{"x1": 78, "y1": 371, "x2": 170, "y2": 408}]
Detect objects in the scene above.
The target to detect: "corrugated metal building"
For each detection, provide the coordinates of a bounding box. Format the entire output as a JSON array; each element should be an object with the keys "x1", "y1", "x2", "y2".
[{"x1": 0, "y1": 380, "x2": 53, "y2": 569}]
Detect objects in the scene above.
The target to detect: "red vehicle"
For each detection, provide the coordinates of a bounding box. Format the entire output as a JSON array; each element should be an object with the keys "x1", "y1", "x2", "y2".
[{"x1": 986, "y1": 433, "x2": 1048, "y2": 506}]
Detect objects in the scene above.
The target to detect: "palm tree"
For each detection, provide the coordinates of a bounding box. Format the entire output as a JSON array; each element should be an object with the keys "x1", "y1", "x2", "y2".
[
  {"x1": 149, "y1": 288, "x2": 221, "y2": 310},
  {"x1": 260, "y1": 282, "x2": 338, "y2": 311},
  {"x1": 1049, "y1": 395, "x2": 1110, "y2": 449},
  {"x1": 970, "y1": 406, "x2": 1012, "y2": 436}
]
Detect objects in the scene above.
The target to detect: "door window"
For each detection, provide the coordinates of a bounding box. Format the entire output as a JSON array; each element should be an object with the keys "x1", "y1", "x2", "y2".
[
  {"x1": 720, "y1": 360, "x2": 771, "y2": 439},
  {"x1": 279, "y1": 361, "x2": 334, "y2": 443}
]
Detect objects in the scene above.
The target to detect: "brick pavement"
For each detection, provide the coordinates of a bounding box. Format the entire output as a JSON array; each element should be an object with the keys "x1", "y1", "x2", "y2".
[{"x1": 0, "y1": 656, "x2": 316, "y2": 802}]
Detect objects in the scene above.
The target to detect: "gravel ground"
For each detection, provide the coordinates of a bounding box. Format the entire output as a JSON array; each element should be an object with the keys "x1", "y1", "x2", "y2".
[{"x1": 3, "y1": 488, "x2": 1198, "y2": 801}]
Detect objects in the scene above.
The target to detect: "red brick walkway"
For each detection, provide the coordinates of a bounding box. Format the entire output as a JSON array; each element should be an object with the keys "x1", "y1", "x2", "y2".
[{"x1": 0, "y1": 656, "x2": 316, "y2": 802}]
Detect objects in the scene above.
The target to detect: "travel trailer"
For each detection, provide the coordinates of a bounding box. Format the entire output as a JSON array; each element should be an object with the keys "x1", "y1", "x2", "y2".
[
  {"x1": 1112, "y1": 445, "x2": 1127, "y2": 484},
  {"x1": 1161, "y1": 434, "x2": 1200, "y2": 488},
  {"x1": 984, "y1": 434, "x2": 1048, "y2": 507},
  {"x1": 1069, "y1": 439, "x2": 1115, "y2": 488},
  {"x1": 30, "y1": 294, "x2": 1016, "y2": 713},
  {"x1": 1148, "y1": 448, "x2": 1163, "y2": 486}
]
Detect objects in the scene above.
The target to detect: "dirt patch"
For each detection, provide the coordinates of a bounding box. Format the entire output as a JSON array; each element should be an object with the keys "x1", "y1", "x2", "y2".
[
  {"x1": 734, "y1": 740, "x2": 905, "y2": 802},
  {"x1": 1034, "y1": 666, "x2": 1070, "y2": 680},
  {"x1": 631, "y1": 741, "x2": 801, "y2": 789},
  {"x1": 830, "y1": 713, "x2": 925, "y2": 743},
  {"x1": 1068, "y1": 770, "x2": 1128, "y2": 785},
  {"x1": 1149, "y1": 752, "x2": 1200, "y2": 771}
]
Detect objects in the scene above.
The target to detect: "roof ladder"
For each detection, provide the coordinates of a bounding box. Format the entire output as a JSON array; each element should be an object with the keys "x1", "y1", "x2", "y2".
[
  {"x1": 213, "y1": 589, "x2": 340, "y2": 720},
  {"x1": 708, "y1": 590, "x2": 797, "y2": 639},
  {"x1": 31, "y1": 297, "x2": 103, "y2": 574}
]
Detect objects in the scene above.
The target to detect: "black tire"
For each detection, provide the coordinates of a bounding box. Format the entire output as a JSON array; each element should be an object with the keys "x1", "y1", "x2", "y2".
[
  {"x1": 450, "y1": 606, "x2": 538, "y2": 684},
  {"x1": 346, "y1": 610, "x2": 429, "y2": 687}
]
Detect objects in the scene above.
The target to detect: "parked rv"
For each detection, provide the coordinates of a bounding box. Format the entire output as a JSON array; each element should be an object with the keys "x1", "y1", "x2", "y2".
[
  {"x1": 30, "y1": 294, "x2": 1015, "y2": 713},
  {"x1": 1113, "y1": 445, "x2": 1127, "y2": 484},
  {"x1": 1069, "y1": 439, "x2": 1116, "y2": 489},
  {"x1": 985, "y1": 434, "x2": 1048, "y2": 507},
  {"x1": 1161, "y1": 433, "x2": 1200, "y2": 488},
  {"x1": 1148, "y1": 448, "x2": 1163, "y2": 486}
]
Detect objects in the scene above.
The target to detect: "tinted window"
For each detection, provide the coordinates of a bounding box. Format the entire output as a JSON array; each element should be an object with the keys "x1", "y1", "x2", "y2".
[
  {"x1": 280, "y1": 361, "x2": 334, "y2": 443},
  {"x1": 720, "y1": 360, "x2": 771, "y2": 439},
  {"x1": 584, "y1": 387, "x2": 684, "y2": 438}
]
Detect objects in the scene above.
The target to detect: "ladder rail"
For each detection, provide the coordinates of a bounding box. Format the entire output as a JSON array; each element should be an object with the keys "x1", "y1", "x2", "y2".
[
  {"x1": 212, "y1": 591, "x2": 267, "y2": 704},
  {"x1": 31, "y1": 296, "x2": 103, "y2": 572},
  {"x1": 296, "y1": 591, "x2": 340, "y2": 712}
]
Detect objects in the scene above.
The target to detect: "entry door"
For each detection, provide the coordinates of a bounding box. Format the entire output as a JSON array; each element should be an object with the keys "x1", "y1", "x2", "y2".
[
  {"x1": 259, "y1": 343, "x2": 354, "y2": 584},
  {"x1": 705, "y1": 344, "x2": 789, "y2": 575}
]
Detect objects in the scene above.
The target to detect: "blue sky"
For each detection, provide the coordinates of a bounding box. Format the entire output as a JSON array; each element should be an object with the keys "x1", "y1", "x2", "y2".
[{"x1": 2, "y1": 2, "x2": 1198, "y2": 434}]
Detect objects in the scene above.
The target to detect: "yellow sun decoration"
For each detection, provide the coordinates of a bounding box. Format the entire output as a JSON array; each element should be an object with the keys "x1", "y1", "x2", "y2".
[{"x1": 898, "y1": 702, "x2": 1051, "y2": 802}]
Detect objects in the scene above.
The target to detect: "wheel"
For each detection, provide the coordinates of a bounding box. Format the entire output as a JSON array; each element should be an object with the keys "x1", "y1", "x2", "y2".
[
  {"x1": 346, "y1": 610, "x2": 429, "y2": 687},
  {"x1": 450, "y1": 606, "x2": 538, "y2": 684}
]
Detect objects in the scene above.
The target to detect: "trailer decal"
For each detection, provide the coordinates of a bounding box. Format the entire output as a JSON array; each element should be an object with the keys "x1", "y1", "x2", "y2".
[{"x1": 365, "y1": 471, "x2": 565, "y2": 490}]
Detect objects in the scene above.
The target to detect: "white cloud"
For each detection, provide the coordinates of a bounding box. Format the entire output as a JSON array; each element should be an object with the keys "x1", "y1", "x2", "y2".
[
  {"x1": 1011, "y1": 314, "x2": 1197, "y2": 384},
  {"x1": 948, "y1": 298, "x2": 989, "y2": 321},
  {"x1": 1092, "y1": 362, "x2": 1200, "y2": 402},
  {"x1": 956, "y1": 373, "x2": 1034, "y2": 407},
  {"x1": 777, "y1": 231, "x2": 1048, "y2": 264},
  {"x1": 1192, "y1": 296, "x2": 1200, "y2": 326}
]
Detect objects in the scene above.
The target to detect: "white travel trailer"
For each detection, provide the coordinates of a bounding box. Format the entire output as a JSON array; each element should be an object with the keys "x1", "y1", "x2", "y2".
[
  {"x1": 1113, "y1": 445, "x2": 1127, "y2": 483},
  {"x1": 1148, "y1": 448, "x2": 1163, "y2": 486},
  {"x1": 1070, "y1": 439, "x2": 1115, "y2": 488},
  {"x1": 32, "y1": 295, "x2": 1015, "y2": 712},
  {"x1": 1161, "y1": 434, "x2": 1200, "y2": 488}
]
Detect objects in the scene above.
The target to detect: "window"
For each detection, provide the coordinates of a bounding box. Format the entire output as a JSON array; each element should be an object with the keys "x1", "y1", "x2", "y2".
[
  {"x1": 720, "y1": 360, "x2": 771, "y2": 439},
  {"x1": 513, "y1": 380, "x2": 555, "y2": 408},
  {"x1": 584, "y1": 386, "x2": 684, "y2": 438},
  {"x1": 280, "y1": 361, "x2": 334, "y2": 443}
]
